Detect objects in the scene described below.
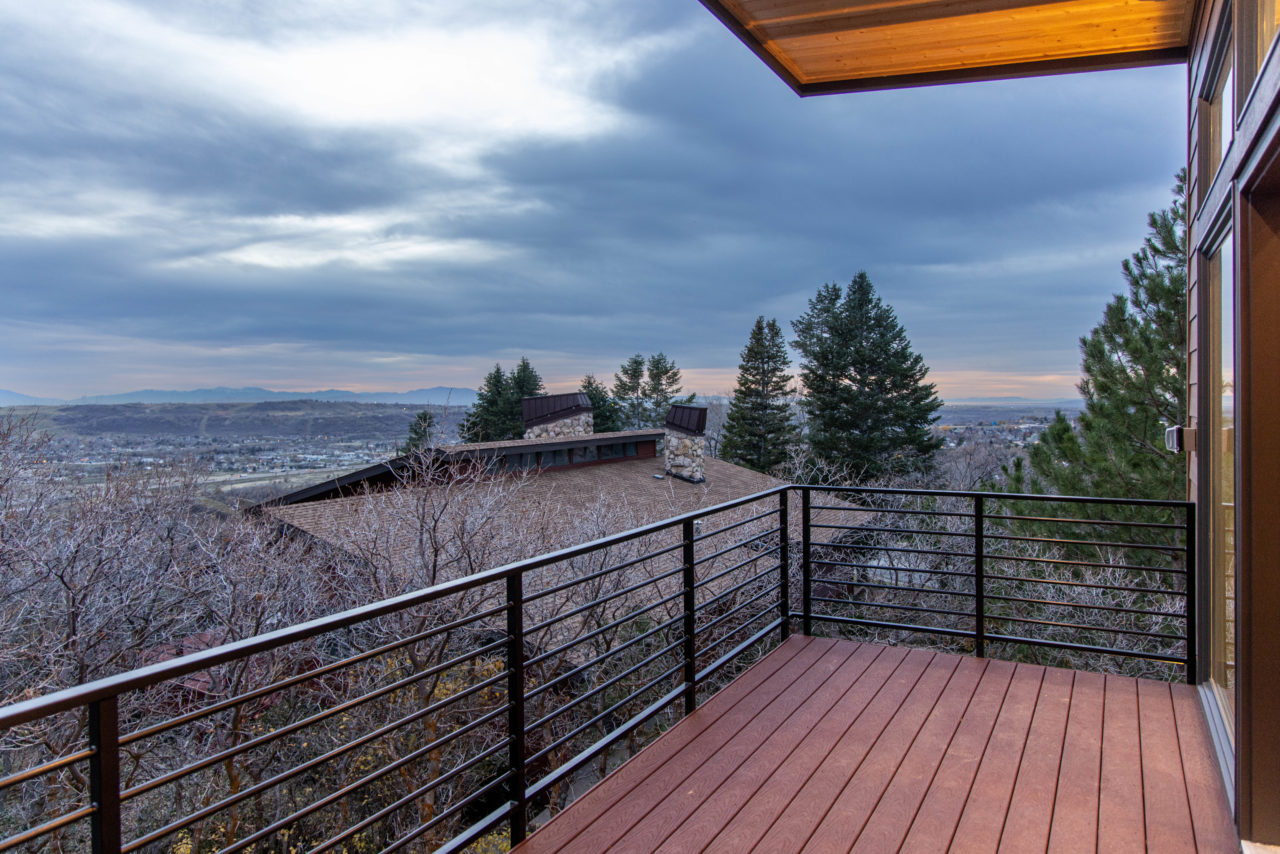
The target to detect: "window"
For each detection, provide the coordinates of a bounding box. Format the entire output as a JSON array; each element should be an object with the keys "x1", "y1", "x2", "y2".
[
  {"x1": 1202, "y1": 35, "x2": 1235, "y2": 203},
  {"x1": 1207, "y1": 232, "x2": 1237, "y2": 734}
]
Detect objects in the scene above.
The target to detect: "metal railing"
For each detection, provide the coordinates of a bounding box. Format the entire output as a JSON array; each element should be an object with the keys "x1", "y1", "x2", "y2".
[{"x1": 0, "y1": 486, "x2": 1193, "y2": 853}]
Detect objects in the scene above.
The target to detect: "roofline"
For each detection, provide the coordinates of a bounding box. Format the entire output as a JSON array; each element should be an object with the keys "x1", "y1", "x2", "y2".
[
  {"x1": 251, "y1": 429, "x2": 667, "y2": 510},
  {"x1": 696, "y1": 0, "x2": 1188, "y2": 96}
]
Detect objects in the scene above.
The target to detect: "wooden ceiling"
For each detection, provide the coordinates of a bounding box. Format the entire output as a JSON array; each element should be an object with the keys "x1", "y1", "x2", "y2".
[{"x1": 698, "y1": 0, "x2": 1196, "y2": 94}]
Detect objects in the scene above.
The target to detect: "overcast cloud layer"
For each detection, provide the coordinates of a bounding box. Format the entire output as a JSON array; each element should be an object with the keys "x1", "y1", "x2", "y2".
[{"x1": 0, "y1": 0, "x2": 1186, "y2": 400}]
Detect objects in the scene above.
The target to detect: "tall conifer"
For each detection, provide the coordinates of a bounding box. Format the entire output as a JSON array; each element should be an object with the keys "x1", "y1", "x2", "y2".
[
  {"x1": 721, "y1": 317, "x2": 797, "y2": 472},
  {"x1": 791, "y1": 273, "x2": 942, "y2": 479},
  {"x1": 1011, "y1": 171, "x2": 1187, "y2": 501}
]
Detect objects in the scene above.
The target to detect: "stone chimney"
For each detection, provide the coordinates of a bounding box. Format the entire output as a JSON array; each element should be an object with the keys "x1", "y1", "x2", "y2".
[
  {"x1": 522, "y1": 393, "x2": 593, "y2": 439},
  {"x1": 663, "y1": 404, "x2": 707, "y2": 483}
]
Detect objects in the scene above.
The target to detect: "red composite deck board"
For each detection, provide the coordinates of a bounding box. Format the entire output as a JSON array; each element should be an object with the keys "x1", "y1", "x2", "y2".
[
  {"x1": 948, "y1": 662, "x2": 1046, "y2": 854},
  {"x1": 1046, "y1": 669, "x2": 1105, "y2": 854},
  {"x1": 1169, "y1": 684, "x2": 1239, "y2": 851},
  {"x1": 897, "y1": 658, "x2": 1017, "y2": 853},
  {"x1": 1097, "y1": 674, "x2": 1147, "y2": 852},
  {"x1": 650, "y1": 642, "x2": 889, "y2": 853},
  {"x1": 1138, "y1": 679, "x2": 1197, "y2": 854},
  {"x1": 844, "y1": 655, "x2": 988, "y2": 853},
  {"x1": 748, "y1": 648, "x2": 945, "y2": 853},
  {"x1": 604, "y1": 639, "x2": 870, "y2": 854},
  {"x1": 511, "y1": 637, "x2": 1239, "y2": 854},
  {"x1": 697, "y1": 643, "x2": 914, "y2": 852}
]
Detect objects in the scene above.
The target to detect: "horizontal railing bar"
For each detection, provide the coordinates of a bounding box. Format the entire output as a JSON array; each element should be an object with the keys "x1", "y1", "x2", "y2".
[
  {"x1": 0, "y1": 486, "x2": 790, "y2": 729},
  {"x1": 0, "y1": 805, "x2": 95, "y2": 852},
  {"x1": 524, "y1": 591, "x2": 681, "y2": 669},
  {"x1": 379, "y1": 770, "x2": 514, "y2": 854},
  {"x1": 427, "y1": 804, "x2": 513, "y2": 854},
  {"x1": 695, "y1": 583, "x2": 782, "y2": 639},
  {"x1": 122, "y1": 618, "x2": 506, "y2": 746},
  {"x1": 811, "y1": 576, "x2": 977, "y2": 599},
  {"x1": 122, "y1": 643, "x2": 508, "y2": 800},
  {"x1": 524, "y1": 541, "x2": 684, "y2": 604},
  {"x1": 524, "y1": 566, "x2": 685, "y2": 635},
  {"x1": 525, "y1": 612, "x2": 684, "y2": 697},
  {"x1": 814, "y1": 485, "x2": 1193, "y2": 509},
  {"x1": 985, "y1": 512, "x2": 1183, "y2": 530},
  {"x1": 985, "y1": 632, "x2": 1187, "y2": 664},
  {"x1": 222, "y1": 733, "x2": 513, "y2": 854},
  {"x1": 694, "y1": 618, "x2": 784, "y2": 683},
  {"x1": 812, "y1": 597, "x2": 974, "y2": 620},
  {"x1": 0, "y1": 748, "x2": 93, "y2": 792},
  {"x1": 812, "y1": 541, "x2": 975, "y2": 561},
  {"x1": 695, "y1": 507, "x2": 780, "y2": 542},
  {"x1": 526, "y1": 637, "x2": 684, "y2": 735},
  {"x1": 984, "y1": 592, "x2": 1188, "y2": 620},
  {"x1": 694, "y1": 527, "x2": 780, "y2": 567},
  {"x1": 809, "y1": 559, "x2": 975, "y2": 582},
  {"x1": 695, "y1": 607, "x2": 778, "y2": 663},
  {"x1": 694, "y1": 546, "x2": 779, "y2": 589},
  {"x1": 308, "y1": 740, "x2": 511, "y2": 853},
  {"x1": 809, "y1": 613, "x2": 976, "y2": 640},
  {"x1": 834, "y1": 522, "x2": 977, "y2": 540},
  {"x1": 124, "y1": 702, "x2": 510, "y2": 852},
  {"x1": 984, "y1": 613, "x2": 1186, "y2": 642},
  {"x1": 982, "y1": 531, "x2": 1186, "y2": 553},
  {"x1": 524, "y1": 604, "x2": 686, "y2": 686},
  {"x1": 985, "y1": 551, "x2": 1187, "y2": 575},
  {"x1": 810, "y1": 503, "x2": 971, "y2": 520},
  {"x1": 985, "y1": 572, "x2": 1186, "y2": 598},
  {"x1": 527, "y1": 661, "x2": 684, "y2": 766},
  {"x1": 696, "y1": 565, "x2": 780, "y2": 615},
  {"x1": 525, "y1": 683, "x2": 684, "y2": 802}
]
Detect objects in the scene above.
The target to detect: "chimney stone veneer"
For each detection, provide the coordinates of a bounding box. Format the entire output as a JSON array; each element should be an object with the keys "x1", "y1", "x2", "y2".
[
  {"x1": 524, "y1": 411, "x2": 593, "y2": 440},
  {"x1": 663, "y1": 404, "x2": 708, "y2": 484}
]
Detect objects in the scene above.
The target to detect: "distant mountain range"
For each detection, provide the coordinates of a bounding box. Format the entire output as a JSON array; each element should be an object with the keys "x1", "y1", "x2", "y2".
[
  {"x1": 0, "y1": 386, "x2": 479, "y2": 407},
  {"x1": 945, "y1": 396, "x2": 1082, "y2": 409}
]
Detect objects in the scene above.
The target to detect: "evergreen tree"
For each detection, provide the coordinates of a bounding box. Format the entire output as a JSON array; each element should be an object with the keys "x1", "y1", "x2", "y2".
[
  {"x1": 721, "y1": 317, "x2": 797, "y2": 473},
  {"x1": 643, "y1": 352, "x2": 695, "y2": 426},
  {"x1": 460, "y1": 364, "x2": 511, "y2": 442},
  {"x1": 460, "y1": 357, "x2": 547, "y2": 442},
  {"x1": 580, "y1": 373, "x2": 622, "y2": 433},
  {"x1": 1011, "y1": 171, "x2": 1187, "y2": 501},
  {"x1": 399, "y1": 409, "x2": 437, "y2": 456},
  {"x1": 791, "y1": 273, "x2": 943, "y2": 479},
  {"x1": 613, "y1": 354, "x2": 647, "y2": 430}
]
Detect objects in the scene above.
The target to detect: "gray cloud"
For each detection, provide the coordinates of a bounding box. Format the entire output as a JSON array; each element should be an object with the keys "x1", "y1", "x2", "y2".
[{"x1": 0, "y1": 0, "x2": 1185, "y2": 400}]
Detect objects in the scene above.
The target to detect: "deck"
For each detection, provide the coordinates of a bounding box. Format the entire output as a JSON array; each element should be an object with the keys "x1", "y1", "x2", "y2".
[{"x1": 513, "y1": 636, "x2": 1238, "y2": 854}]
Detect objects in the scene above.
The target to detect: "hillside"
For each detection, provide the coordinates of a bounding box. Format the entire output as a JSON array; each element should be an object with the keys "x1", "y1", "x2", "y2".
[{"x1": 6, "y1": 400, "x2": 467, "y2": 442}]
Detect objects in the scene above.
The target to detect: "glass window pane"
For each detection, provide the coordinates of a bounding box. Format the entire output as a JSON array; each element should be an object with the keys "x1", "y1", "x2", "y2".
[{"x1": 1209, "y1": 234, "x2": 1237, "y2": 731}]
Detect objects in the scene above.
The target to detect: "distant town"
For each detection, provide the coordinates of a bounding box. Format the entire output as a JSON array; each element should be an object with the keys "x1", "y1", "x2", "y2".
[{"x1": 4, "y1": 395, "x2": 1081, "y2": 508}]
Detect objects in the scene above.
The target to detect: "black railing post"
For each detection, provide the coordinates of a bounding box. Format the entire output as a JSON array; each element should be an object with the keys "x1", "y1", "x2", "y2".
[
  {"x1": 682, "y1": 518, "x2": 698, "y2": 715},
  {"x1": 779, "y1": 489, "x2": 791, "y2": 640},
  {"x1": 1184, "y1": 502, "x2": 1197, "y2": 684},
  {"x1": 88, "y1": 696, "x2": 121, "y2": 854},
  {"x1": 974, "y1": 494, "x2": 986, "y2": 659},
  {"x1": 801, "y1": 487, "x2": 813, "y2": 637},
  {"x1": 506, "y1": 573, "x2": 527, "y2": 845}
]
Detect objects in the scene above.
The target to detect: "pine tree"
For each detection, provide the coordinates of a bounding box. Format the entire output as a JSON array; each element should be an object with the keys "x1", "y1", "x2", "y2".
[
  {"x1": 721, "y1": 317, "x2": 797, "y2": 473},
  {"x1": 460, "y1": 358, "x2": 546, "y2": 443},
  {"x1": 643, "y1": 352, "x2": 694, "y2": 426},
  {"x1": 399, "y1": 409, "x2": 437, "y2": 456},
  {"x1": 1013, "y1": 171, "x2": 1187, "y2": 501},
  {"x1": 613, "y1": 354, "x2": 647, "y2": 430},
  {"x1": 791, "y1": 273, "x2": 943, "y2": 479},
  {"x1": 580, "y1": 374, "x2": 621, "y2": 433}
]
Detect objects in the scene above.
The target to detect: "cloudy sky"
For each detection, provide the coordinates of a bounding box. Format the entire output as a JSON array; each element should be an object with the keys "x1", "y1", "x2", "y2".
[{"x1": 0, "y1": 0, "x2": 1186, "y2": 401}]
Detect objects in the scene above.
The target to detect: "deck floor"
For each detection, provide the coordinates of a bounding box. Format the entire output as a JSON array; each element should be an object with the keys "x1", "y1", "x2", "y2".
[{"x1": 513, "y1": 636, "x2": 1238, "y2": 853}]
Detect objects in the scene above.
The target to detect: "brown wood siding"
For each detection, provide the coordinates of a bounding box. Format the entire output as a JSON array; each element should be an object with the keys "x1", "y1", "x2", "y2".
[{"x1": 513, "y1": 637, "x2": 1237, "y2": 853}]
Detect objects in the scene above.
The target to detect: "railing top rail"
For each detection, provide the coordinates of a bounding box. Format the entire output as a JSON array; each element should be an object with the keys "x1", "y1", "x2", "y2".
[
  {"x1": 809, "y1": 484, "x2": 1193, "y2": 510},
  {"x1": 0, "y1": 484, "x2": 788, "y2": 730}
]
